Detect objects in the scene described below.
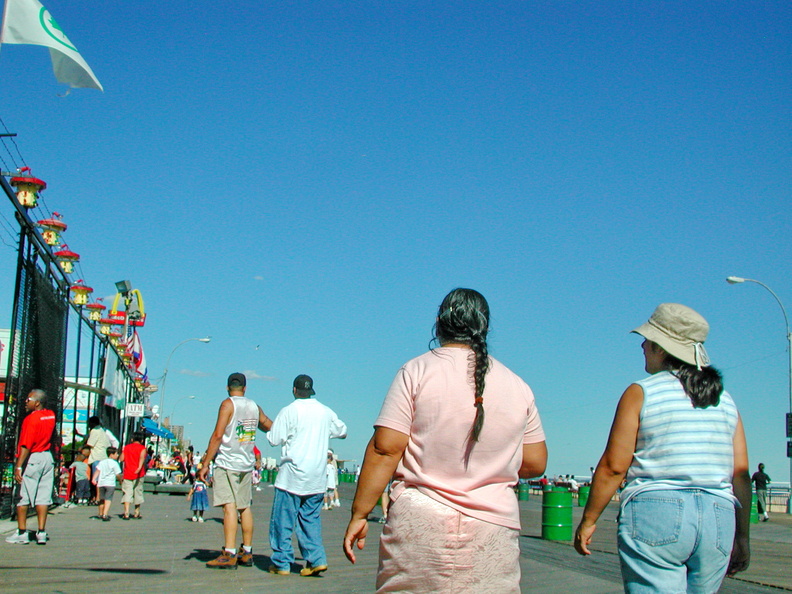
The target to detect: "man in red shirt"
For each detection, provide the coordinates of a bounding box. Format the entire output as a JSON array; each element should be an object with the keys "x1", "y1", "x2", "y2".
[
  {"x1": 120, "y1": 431, "x2": 147, "y2": 520},
  {"x1": 5, "y1": 389, "x2": 56, "y2": 545}
]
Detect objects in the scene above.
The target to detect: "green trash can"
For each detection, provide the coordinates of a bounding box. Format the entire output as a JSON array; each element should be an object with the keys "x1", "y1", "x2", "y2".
[
  {"x1": 750, "y1": 492, "x2": 759, "y2": 524},
  {"x1": 518, "y1": 483, "x2": 530, "y2": 501},
  {"x1": 270, "y1": 468, "x2": 278, "y2": 483},
  {"x1": 578, "y1": 485, "x2": 590, "y2": 507},
  {"x1": 542, "y1": 489, "x2": 573, "y2": 541},
  {"x1": 260, "y1": 469, "x2": 269, "y2": 482},
  {"x1": 543, "y1": 483, "x2": 553, "y2": 492}
]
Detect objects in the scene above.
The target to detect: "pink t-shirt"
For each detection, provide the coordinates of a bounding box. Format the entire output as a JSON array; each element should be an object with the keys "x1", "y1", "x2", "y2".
[{"x1": 376, "y1": 347, "x2": 545, "y2": 530}]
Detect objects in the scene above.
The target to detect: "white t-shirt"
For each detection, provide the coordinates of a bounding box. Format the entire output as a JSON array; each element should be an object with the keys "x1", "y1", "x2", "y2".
[
  {"x1": 86, "y1": 427, "x2": 110, "y2": 463},
  {"x1": 326, "y1": 463, "x2": 338, "y2": 490},
  {"x1": 267, "y1": 398, "x2": 347, "y2": 495},
  {"x1": 95, "y1": 458, "x2": 122, "y2": 487}
]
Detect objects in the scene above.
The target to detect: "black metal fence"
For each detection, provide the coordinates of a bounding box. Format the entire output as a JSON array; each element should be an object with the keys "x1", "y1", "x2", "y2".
[{"x1": 0, "y1": 175, "x2": 142, "y2": 518}]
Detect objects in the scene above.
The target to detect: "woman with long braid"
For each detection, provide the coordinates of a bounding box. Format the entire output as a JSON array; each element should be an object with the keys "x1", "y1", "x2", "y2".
[{"x1": 343, "y1": 288, "x2": 547, "y2": 592}]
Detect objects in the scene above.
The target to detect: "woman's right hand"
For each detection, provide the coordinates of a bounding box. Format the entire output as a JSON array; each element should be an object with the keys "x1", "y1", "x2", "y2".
[{"x1": 343, "y1": 517, "x2": 369, "y2": 564}]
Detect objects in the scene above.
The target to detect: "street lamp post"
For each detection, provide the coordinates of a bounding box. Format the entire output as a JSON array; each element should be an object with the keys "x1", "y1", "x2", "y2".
[
  {"x1": 727, "y1": 276, "x2": 792, "y2": 513},
  {"x1": 166, "y1": 395, "x2": 196, "y2": 451},
  {"x1": 156, "y1": 337, "x2": 210, "y2": 454}
]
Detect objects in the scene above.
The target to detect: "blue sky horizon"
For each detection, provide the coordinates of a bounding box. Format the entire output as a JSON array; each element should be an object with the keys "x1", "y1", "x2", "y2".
[{"x1": 1, "y1": 1, "x2": 790, "y2": 482}]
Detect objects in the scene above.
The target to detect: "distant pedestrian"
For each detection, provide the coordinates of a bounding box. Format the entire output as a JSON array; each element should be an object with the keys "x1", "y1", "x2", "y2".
[
  {"x1": 120, "y1": 431, "x2": 147, "y2": 520},
  {"x1": 93, "y1": 447, "x2": 122, "y2": 521},
  {"x1": 752, "y1": 463, "x2": 771, "y2": 522},
  {"x1": 253, "y1": 446, "x2": 262, "y2": 491},
  {"x1": 5, "y1": 389, "x2": 56, "y2": 545},
  {"x1": 68, "y1": 450, "x2": 91, "y2": 505},
  {"x1": 86, "y1": 417, "x2": 111, "y2": 465},
  {"x1": 188, "y1": 478, "x2": 210, "y2": 522},
  {"x1": 323, "y1": 451, "x2": 338, "y2": 510},
  {"x1": 197, "y1": 372, "x2": 273, "y2": 569},
  {"x1": 268, "y1": 374, "x2": 347, "y2": 577}
]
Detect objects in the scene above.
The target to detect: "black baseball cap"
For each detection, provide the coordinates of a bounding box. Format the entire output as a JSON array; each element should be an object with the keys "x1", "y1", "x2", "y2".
[
  {"x1": 293, "y1": 374, "x2": 315, "y2": 395},
  {"x1": 228, "y1": 372, "x2": 246, "y2": 388}
]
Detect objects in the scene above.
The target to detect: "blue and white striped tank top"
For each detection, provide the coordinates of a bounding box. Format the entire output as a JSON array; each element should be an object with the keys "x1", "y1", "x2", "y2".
[{"x1": 620, "y1": 371, "x2": 739, "y2": 507}]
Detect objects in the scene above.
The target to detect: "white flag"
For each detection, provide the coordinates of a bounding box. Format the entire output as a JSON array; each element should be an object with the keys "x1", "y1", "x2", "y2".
[{"x1": 1, "y1": 0, "x2": 102, "y2": 90}]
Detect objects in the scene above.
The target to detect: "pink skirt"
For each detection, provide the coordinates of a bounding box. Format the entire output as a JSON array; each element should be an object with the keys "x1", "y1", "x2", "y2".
[{"x1": 377, "y1": 488, "x2": 520, "y2": 593}]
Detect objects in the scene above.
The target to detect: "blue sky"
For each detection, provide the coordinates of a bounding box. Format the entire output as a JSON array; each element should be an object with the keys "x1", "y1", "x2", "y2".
[{"x1": 1, "y1": 2, "x2": 791, "y2": 481}]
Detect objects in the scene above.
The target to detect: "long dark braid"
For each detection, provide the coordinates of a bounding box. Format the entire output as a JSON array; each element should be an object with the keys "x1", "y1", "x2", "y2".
[
  {"x1": 468, "y1": 329, "x2": 489, "y2": 442},
  {"x1": 433, "y1": 288, "x2": 490, "y2": 443}
]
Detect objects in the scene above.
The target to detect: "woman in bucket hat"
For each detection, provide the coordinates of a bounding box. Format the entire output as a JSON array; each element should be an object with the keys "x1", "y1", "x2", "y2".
[{"x1": 574, "y1": 304, "x2": 751, "y2": 593}]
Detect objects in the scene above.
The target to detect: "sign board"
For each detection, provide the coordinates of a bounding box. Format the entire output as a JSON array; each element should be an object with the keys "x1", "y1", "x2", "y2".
[{"x1": 126, "y1": 403, "x2": 145, "y2": 417}]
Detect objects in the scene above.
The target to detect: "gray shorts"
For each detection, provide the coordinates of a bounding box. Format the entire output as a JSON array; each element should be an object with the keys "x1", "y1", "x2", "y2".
[
  {"x1": 18, "y1": 451, "x2": 54, "y2": 507},
  {"x1": 99, "y1": 486, "x2": 116, "y2": 501},
  {"x1": 212, "y1": 467, "x2": 252, "y2": 510}
]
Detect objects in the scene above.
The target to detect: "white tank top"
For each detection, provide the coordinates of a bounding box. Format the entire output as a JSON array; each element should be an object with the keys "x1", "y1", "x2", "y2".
[{"x1": 214, "y1": 396, "x2": 259, "y2": 472}]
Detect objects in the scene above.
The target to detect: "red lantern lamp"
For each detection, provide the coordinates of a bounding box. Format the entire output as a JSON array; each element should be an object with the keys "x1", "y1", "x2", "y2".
[
  {"x1": 54, "y1": 245, "x2": 80, "y2": 274},
  {"x1": 86, "y1": 302, "x2": 106, "y2": 322},
  {"x1": 70, "y1": 283, "x2": 93, "y2": 306},
  {"x1": 10, "y1": 169, "x2": 46, "y2": 209},
  {"x1": 109, "y1": 331, "x2": 123, "y2": 347},
  {"x1": 37, "y1": 217, "x2": 67, "y2": 246}
]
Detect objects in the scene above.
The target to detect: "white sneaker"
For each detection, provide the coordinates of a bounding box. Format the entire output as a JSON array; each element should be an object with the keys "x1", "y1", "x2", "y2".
[
  {"x1": 35, "y1": 531, "x2": 48, "y2": 545},
  {"x1": 333, "y1": 500, "x2": 340, "y2": 508},
  {"x1": 192, "y1": 516, "x2": 198, "y2": 522},
  {"x1": 198, "y1": 517, "x2": 205, "y2": 523},
  {"x1": 322, "y1": 504, "x2": 329, "y2": 510},
  {"x1": 5, "y1": 531, "x2": 30, "y2": 544}
]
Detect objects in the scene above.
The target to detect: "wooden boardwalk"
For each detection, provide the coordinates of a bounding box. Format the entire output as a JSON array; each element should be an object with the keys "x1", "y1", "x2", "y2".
[{"x1": 1, "y1": 483, "x2": 790, "y2": 593}]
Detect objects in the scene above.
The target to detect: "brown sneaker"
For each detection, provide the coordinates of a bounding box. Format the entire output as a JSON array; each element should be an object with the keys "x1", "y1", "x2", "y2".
[
  {"x1": 268, "y1": 564, "x2": 289, "y2": 575},
  {"x1": 237, "y1": 548, "x2": 253, "y2": 567},
  {"x1": 300, "y1": 563, "x2": 328, "y2": 577},
  {"x1": 206, "y1": 549, "x2": 238, "y2": 569}
]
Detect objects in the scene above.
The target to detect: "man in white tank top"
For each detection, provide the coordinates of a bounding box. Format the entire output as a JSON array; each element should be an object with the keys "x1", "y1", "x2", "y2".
[{"x1": 198, "y1": 373, "x2": 273, "y2": 569}]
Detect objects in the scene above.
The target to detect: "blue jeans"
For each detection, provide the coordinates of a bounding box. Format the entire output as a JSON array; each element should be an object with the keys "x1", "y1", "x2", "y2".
[
  {"x1": 618, "y1": 489, "x2": 735, "y2": 594},
  {"x1": 269, "y1": 488, "x2": 326, "y2": 570}
]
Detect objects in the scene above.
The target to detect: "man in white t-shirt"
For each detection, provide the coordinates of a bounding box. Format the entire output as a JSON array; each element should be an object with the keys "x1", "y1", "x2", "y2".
[
  {"x1": 198, "y1": 373, "x2": 273, "y2": 569},
  {"x1": 267, "y1": 375, "x2": 347, "y2": 577}
]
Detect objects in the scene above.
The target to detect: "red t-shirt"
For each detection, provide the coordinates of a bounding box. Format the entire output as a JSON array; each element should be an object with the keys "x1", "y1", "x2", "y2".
[
  {"x1": 122, "y1": 442, "x2": 147, "y2": 480},
  {"x1": 17, "y1": 409, "x2": 56, "y2": 456}
]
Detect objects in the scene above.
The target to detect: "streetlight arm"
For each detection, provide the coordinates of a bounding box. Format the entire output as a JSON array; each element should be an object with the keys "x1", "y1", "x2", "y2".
[
  {"x1": 157, "y1": 337, "x2": 210, "y2": 431},
  {"x1": 732, "y1": 278, "x2": 791, "y2": 336}
]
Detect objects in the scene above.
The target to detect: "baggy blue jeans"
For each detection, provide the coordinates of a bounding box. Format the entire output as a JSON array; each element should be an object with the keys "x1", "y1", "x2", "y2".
[
  {"x1": 618, "y1": 489, "x2": 736, "y2": 594},
  {"x1": 268, "y1": 487, "x2": 326, "y2": 571}
]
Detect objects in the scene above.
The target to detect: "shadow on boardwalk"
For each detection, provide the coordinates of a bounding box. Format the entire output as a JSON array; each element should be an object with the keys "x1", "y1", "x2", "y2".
[{"x1": 1, "y1": 483, "x2": 790, "y2": 593}]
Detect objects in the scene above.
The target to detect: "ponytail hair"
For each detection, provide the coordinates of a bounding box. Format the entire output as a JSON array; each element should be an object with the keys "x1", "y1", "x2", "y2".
[
  {"x1": 433, "y1": 288, "x2": 490, "y2": 442},
  {"x1": 663, "y1": 353, "x2": 723, "y2": 409}
]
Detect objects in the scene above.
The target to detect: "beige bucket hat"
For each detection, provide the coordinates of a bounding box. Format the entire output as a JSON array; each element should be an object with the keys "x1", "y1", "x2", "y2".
[{"x1": 632, "y1": 303, "x2": 711, "y2": 369}]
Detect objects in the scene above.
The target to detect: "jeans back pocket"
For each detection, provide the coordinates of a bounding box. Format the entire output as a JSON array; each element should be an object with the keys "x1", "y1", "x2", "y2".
[{"x1": 629, "y1": 496, "x2": 684, "y2": 546}]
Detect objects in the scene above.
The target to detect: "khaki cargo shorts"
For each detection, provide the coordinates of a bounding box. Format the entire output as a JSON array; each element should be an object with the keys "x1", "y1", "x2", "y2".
[{"x1": 212, "y1": 467, "x2": 252, "y2": 510}]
